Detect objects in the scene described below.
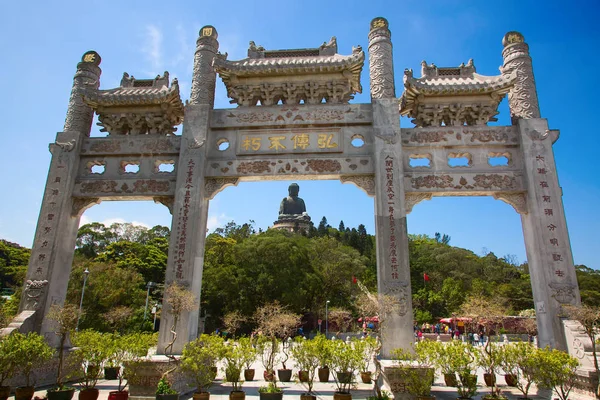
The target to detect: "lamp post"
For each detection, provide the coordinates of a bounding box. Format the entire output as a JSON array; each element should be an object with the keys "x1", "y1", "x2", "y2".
[
  {"x1": 325, "y1": 300, "x2": 330, "y2": 339},
  {"x1": 75, "y1": 268, "x2": 90, "y2": 331},
  {"x1": 143, "y1": 281, "x2": 156, "y2": 321}
]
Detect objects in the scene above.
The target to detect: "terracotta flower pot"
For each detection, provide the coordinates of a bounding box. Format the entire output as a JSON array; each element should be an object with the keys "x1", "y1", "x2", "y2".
[
  {"x1": 244, "y1": 369, "x2": 255, "y2": 381},
  {"x1": 333, "y1": 393, "x2": 352, "y2": 400},
  {"x1": 443, "y1": 373, "x2": 458, "y2": 387},
  {"x1": 504, "y1": 374, "x2": 518, "y2": 387},
  {"x1": 300, "y1": 395, "x2": 316, "y2": 400},
  {"x1": 360, "y1": 371, "x2": 372, "y2": 384},
  {"x1": 107, "y1": 391, "x2": 129, "y2": 400},
  {"x1": 277, "y1": 369, "x2": 292, "y2": 382},
  {"x1": 415, "y1": 396, "x2": 435, "y2": 400},
  {"x1": 79, "y1": 388, "x2": 100, "y2": 400},
  {"x1": 318, "y1": 367, "x2": 330, "y2": 383},
  {"x1": 47, "y1": 388, "x2": 75, "y2": 400},
  {"x1": 193, "y1": 392, "x2": 210, "y2": 400},
  {"x1": 298, "y1": 371, "x2": 309, "y2": 382},
  {"x1": 156, "y1": 394, "x2": 178, "y2": 400},
  {"x1": 336, "y1": 371, "x2": 352, "y2": 384},
  {"x1": 15, "y1": 386, "x2": 35, "y2": 400},
  {"x1": 258, "y1": 392, "x2": 283, "y2": 400},
  {"x1": 229, "y1": 391, "x2": 245, "y2": 400},
  {"x1": 483, "y1": 373, "x2": 496, "y2": 387},
  {"x1": 0, "y1": 386, "x2": 10, "y2": 400}
]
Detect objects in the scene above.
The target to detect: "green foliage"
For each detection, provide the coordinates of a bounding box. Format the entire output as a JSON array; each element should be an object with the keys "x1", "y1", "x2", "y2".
[
  {"x1": 536, "y1": 348, "x2": 579, "y2": 400},
  {"x1": 496, "y1": 342, "x2": 539, "y2": 399},
  {"x1": 438, "y1": 340, "x2": 478, "y2": 399},
  {"x1": 223, "y1": 341, "x2": 251, "y2": 391},
  {"x1": 312, "y1": 334, "x2": 333, "y2": 368},
  {"x1": 0, "y1": 332, "x2": 20, "y2": 385},
  {"x1": 11, "y1": 332, "x2": 54, "y2": 387},
  {"x1": 156, "y1": 377, "x2": 177, "y2": 395},
  {"x1": 291, "y1": 337, "x2": 320, "y2": 393},
  {"x1": 71, "y1": 330, "x2": 110, "y2": 389},
  {"x1": 258, "y1": 382, "x2": 283, "y2": 393},
  {"x1": 120, "y1": 332, "x2": 158, "y2": 390},
  {"x1": 181, "y1": 334, "x2": 224, "y2": 393},
  {"x1": 391, "y1": 341, "x2": 440, "y2": 397},
  {"x1": 330, "y1": 339, "x2": 363, "y2": 393},
  {"x1": 352, "y1": 336, "x2": 378, "y2": 371}
]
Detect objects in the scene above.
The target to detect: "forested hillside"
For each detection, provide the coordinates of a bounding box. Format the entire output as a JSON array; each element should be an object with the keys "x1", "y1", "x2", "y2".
[{"x1": 1, "y1": 220, "x2": 598, "y2": 332}]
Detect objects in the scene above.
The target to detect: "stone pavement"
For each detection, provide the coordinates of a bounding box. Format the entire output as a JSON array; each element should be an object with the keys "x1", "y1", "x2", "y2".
[{"x1": 20, "y1": 370, "x2": 596, "y2": 400}]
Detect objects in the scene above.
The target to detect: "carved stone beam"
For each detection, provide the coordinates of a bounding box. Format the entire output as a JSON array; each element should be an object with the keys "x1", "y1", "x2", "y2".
[
  {"x1": 492, "y1": 192, "x2": 528, "y2": 215},
  {"x1": 205, "y1": 178, "x2": 240, "y2": 200},
  {"x1": 71, "y1": 197, "x2": 101, "y2": 217},
  {"x1": 405, "y1": 193, "x2": 433, "y2": 214},
  {"x1": 64, "y1": 51, "x2": 101, "y2": 135},
  {"x1": 340, "y1": 175, "x2": 375, "y2": 197}
]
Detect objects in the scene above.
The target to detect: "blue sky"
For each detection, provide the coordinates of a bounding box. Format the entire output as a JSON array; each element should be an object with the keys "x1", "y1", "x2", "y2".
[{"x1": 1, "y1": 1, "x2": 599, "y2": 269}]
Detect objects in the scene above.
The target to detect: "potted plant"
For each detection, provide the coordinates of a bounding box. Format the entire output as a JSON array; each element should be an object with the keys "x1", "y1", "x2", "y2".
[
  {"x1": 253, "y1": 303, "x2": 300, "y2": 383},
  {"x1": 71, "y1": 330, "x2": 108, "y2": 400},
  {"x1": 223, "y1": 342, "x2": 246, "y2": 400},
  {"x1": 445, "y1": 340, "x2": 478, "y2": 399},
  {"x1": 237, "y1": 337, "x2": 256, "y2": 382},
  {"x1": 12, "y1": 332, "x2": 54, "y2": 400},
  {"x1": 536, "y1": 347, "x2": 579, "y2": 400},
  {"x1": 0, "y1": 333, "x2": 18, "y2": 400},
  {"x1": 258, "y1": 382, "x2": 283, "y2": 400},
  {"x1": 290, "y1": 337, "x2": 320, "y2": 400},
  {"x1": 255, "y1": 335, "x2": 277, "y2": 382},
  {"x1": 156, "y1": 377, "x2": 178, "y2": 400},
  {"x1": 313, "y1": 334, "x2": 333, "y2": 382},
  {"x1": 103, "y1": 333, "x2": 121, "y2": 380},
  {"x1": 495, "y1": 343, "x2": 517, "y2": 387},
  {"x1": 434, "y1": 340, "x2": 458, "y2": 387},
  {"x1": 181, "y1": 334, "x2": 223, "y2": 400},
  {"x1": 330, "y1": 339, "x2": 362, "y2": 400},
  {"x1": 497, "y1": 342, "x2": 541, "y2": 400},
  {"x1": 108, "y1": 332, "x2": 156, "y2": 400},
  {"x1": 353, "y1": 336, "x2": 377, "y2": 384},
  {"x1": 47, "y1": 303, "x2": 80, "y2": 400}
]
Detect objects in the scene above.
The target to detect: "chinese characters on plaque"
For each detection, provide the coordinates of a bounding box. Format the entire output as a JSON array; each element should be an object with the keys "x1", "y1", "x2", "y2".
[
  {"x1": 385, "y1": 155, "x2": 399, "y2": 281},
  {"x1": 237, "y1": 130, "x2": 342, "y2": 155},
  {"x1": 535, "y1": 154, "x2": 564, "y2": 278}
]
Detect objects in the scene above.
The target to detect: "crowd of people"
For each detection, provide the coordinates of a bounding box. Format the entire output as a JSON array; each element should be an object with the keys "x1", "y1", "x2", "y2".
[{"x1": 414, "y1": 322, "x2": 487, "y2": 346}]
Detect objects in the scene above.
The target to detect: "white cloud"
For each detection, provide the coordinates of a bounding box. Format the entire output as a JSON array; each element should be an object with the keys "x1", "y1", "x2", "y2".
[
  {"x1": 206, "y1": 213, "x2": 231, "y2": 233},
  {"x1": 142, "y1": 24, "x2": 164, "y2": 74}
]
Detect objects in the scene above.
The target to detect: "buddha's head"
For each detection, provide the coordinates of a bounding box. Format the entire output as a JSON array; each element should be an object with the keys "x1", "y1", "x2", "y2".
[{"x1": 288, "y1": 183, "x2": 300, "y2": 197}]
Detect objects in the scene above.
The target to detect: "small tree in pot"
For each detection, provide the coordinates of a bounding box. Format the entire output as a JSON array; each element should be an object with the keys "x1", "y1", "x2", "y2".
[
  {"x1": 536, "y1": 347, "x2": 579, "y2": 400},
  {"x1": 253, "y1": 302, "x2": 300, "y2": 383},
  {"x1": 445, "y1": 340, "x2": 478, "y2": 399},
  {"x1": 313, "y1": 334, "x2": 333, "y2": 382},
  {"x1": 181, "y1": 334, "x2": 223, "y2": 400},
  {"x1": 497, "y1": 342, "x2": 542, "y2": 400},
  {"x1": 353, "y1": 336, "x2": 377, "y2": 384},
  {"x1": 47, "y1": 303, "x2": 80, "y2": 400},
  {"x1": 237, "y1": 337, "x2": 256, "y2": 382},
  {"x1": 330, "y1": 339, "x2": 363, "y2": 399},
  {"x1": 290, "y1": 337, "x2": 320, "y2": 400},
  {"x1": 12, "y1": 332, "x2": 54, "y2": 400},
  {"x1": 390, "y1": 343, "x2": 438, "y2": 400},
  {"x1": 223, "y1": 343, "x2": 246, "y2": 400},
  {"x1": 71, "y1": 330, "x2": 109, "y2": 400}
]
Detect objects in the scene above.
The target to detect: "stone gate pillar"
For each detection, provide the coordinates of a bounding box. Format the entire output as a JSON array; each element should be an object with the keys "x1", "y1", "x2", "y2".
[
  {"x1": 1, "y1": 52, "x2": 102, "y2": 345},
  {"x1": 368, "y1": 18, "x2": 414, "y2": 357},
  {"x1": 503, "y1": 32, "x2": 580, "y2": 350},
  {"x1": 157, "y1": 26, "x2": 218, "y2": 354}
]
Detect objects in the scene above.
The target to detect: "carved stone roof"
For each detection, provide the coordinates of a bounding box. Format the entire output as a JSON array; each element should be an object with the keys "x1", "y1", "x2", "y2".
[
  {"x1": 83, "y1": 72, "x2": 184, "y2": 135},
  {"x1": 400, "y1": 60, "x2": 517, "y2": 127},
  {"x1": 213, "y1": 37, "x2": 365, "y2": 106}
]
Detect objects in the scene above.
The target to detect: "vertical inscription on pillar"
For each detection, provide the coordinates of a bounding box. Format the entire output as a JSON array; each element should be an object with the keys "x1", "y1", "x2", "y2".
[
  {"x1": 385, "y1": 155, "x2": 399, "y2": 280},
  {"x1": 173, "y1": 159, "x2": 195, "y2": 279}
]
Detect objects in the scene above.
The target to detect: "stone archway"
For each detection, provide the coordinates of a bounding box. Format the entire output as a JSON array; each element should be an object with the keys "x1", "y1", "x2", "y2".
[{"x1": 2, "y1": 21, "x2": 579, "y2": 358}]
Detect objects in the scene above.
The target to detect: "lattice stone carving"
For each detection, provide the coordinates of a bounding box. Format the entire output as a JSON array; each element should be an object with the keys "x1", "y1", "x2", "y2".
[
  {"x1": 382, "y1": 281, "x2": 410, "y2": 317},
  {"x1": 493, "y1": 192, "x2": 528, "y2": 215},
  {"x1": 340, "y1": 175, "x2": 375, "y2": 197},
  {"x1": 205, "y1": 178, "x2": 240, "y2": 200},
  {"x1": 405, "y1": 193, "x2": 432, "y2": 214}
]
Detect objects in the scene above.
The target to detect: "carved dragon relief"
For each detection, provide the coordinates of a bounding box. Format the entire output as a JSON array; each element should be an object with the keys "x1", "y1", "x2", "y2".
[
  {"x1": 493, "y1": 192, "x2": 528, "y2": 215},
  {"x1": 340, "y1": 175, "x2": 375, "y2": 197},
  {"x1": 23, "y1": 280, "x2": 49, "y2": 310},
  {"x1": 205, "y1": 178, "x2": 240, "y2": 200}
]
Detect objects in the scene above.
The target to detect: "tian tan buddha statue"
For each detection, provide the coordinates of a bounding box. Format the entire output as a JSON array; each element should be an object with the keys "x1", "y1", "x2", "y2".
[{"x1": 278, "y1": 183, "x2": 311, "y2": 221}]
